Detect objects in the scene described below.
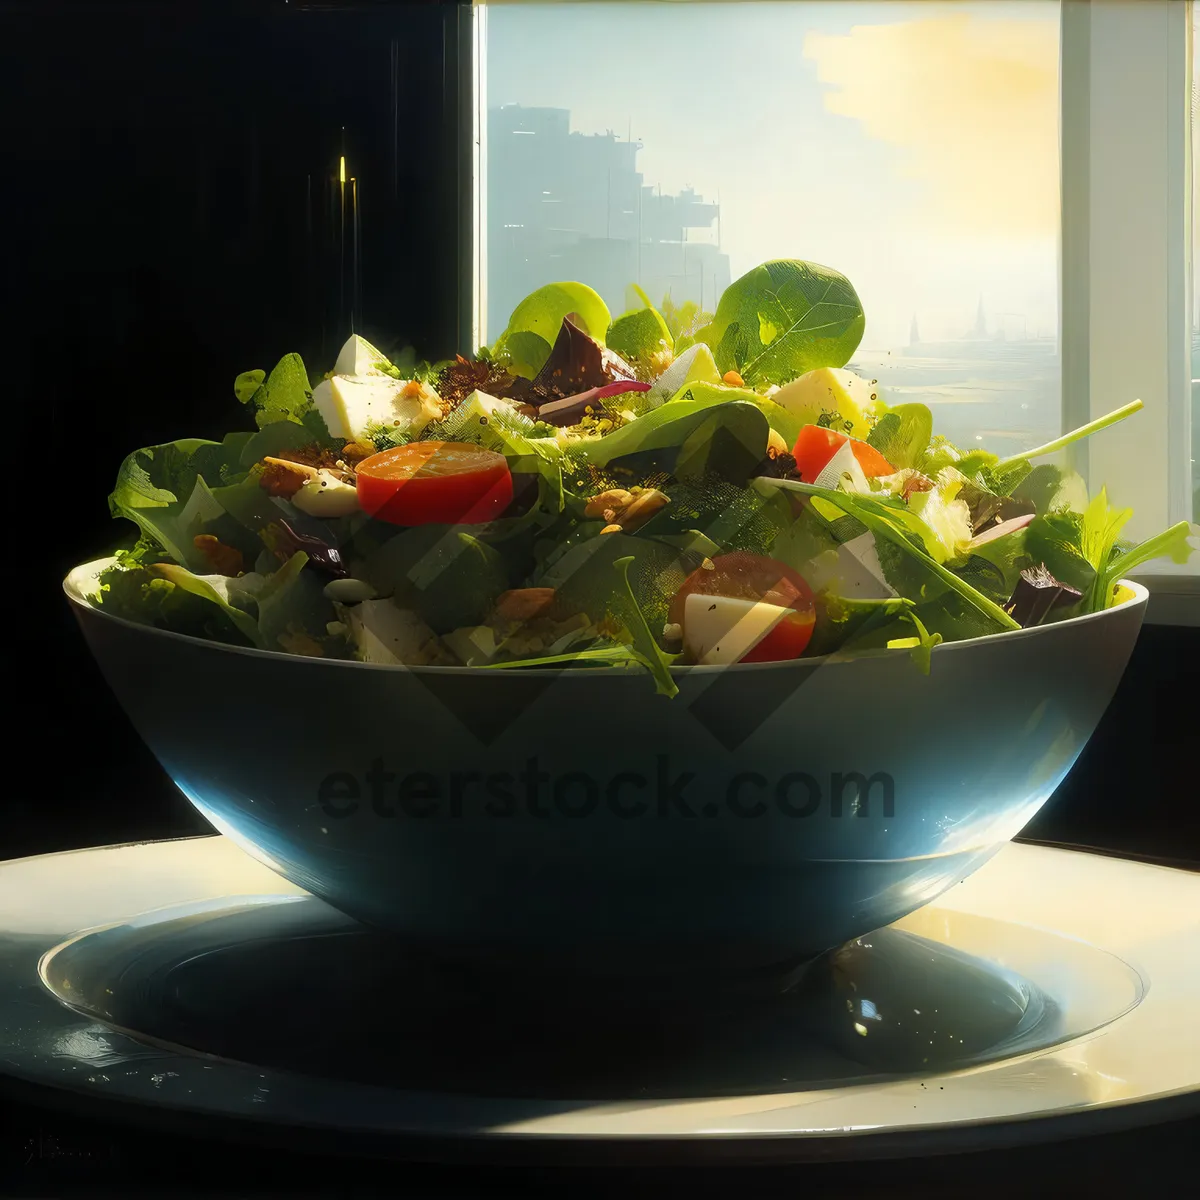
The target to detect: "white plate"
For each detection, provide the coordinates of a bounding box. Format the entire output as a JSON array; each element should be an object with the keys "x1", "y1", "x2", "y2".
[{"x1": 0, "y1": 837, "x2": 1197, "y2": 1163}]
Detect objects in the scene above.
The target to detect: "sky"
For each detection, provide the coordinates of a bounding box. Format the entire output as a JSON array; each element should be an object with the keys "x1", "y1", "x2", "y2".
[{"x1": 486, "y1": 1, "x2": 1061, "y2": 351}]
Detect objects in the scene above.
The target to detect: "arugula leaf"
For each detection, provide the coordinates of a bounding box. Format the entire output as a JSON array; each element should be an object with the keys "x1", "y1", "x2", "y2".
[
  {"x1": 672, "y1": 380, "x2": 804, "y2": 444},
  {"x1": 699, "y1": 259, "x2": 865, "y2": 387},
  {"x1": 481, "y1": 644, "x2": 656, "y2": 672},
  {"x1": 634, "y1": 476, "x2": 793, "y2": 558},
  {"x1": 805, "y1": 594, "x2": 914, "y2": 658},
  {"x1": 611, "y1": 555, "x2": 680, "y2": 698},
  {"x1": 757, "y1": 478, "x2": 1021, "y2": 632},
  {"x1": 956, "y1": 527, "x2": 1033, "y2": 602},
  {"x1": 536, "y1": 531, "x2": 683, "y2": 625},
  {"x1": 1099, "y1": 520, "x2": 1196, "y2": 604},
  {"x1": 993, "y1": 399, "x2": 1144, "y2": 470},
  {"x1": 889, "y1": 608, "x2": 943, "y2": 675},
  {"x1": 1078, "y1": 487, "x2": 1132, "y2": 610}
]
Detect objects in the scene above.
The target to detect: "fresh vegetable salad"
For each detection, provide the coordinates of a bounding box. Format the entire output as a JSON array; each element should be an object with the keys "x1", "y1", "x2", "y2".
[{"x1": 92, "y1": 259, "x2": 1194, "y2": 697}]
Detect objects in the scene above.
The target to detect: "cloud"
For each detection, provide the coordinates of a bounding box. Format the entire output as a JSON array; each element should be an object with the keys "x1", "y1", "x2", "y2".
[{"x1": 803, "y1": 11, "x2": 1059, "y2": 236}]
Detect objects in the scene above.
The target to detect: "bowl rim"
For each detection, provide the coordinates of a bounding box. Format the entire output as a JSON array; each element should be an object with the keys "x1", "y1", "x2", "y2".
[
  {"x1": 63, "y1": 555, "x2": 1148, "y2": 679},
  {"x1": 60, "y1": 556, "x2": 1147, "y2": 681}
]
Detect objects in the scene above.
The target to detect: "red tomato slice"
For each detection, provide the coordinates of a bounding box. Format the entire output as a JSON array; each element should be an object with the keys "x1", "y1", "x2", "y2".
[
  {"x1": 740, "y1": 612, "x2": 817, "y2": 663},
  {"x1": 791, "y1": 425, "x2": 894, "y2": 482},
  {"x1": 355, "y1": 442, "x2": 514, "y2": 526},
  {"x1": 669, "y1": 551, "x2": 816, "y2": 662}
]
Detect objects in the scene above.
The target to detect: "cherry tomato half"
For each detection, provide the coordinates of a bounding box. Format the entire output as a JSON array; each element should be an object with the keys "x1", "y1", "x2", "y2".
[
  {"x1": 355, "y1": 441, "x2": 513, "y2": 526},
  {"x1": 669, "y1": 551, "x2": 816, "y2": 663},
  {"x1": 791, "y1": 424, "x2": 894, "y2": 483}
]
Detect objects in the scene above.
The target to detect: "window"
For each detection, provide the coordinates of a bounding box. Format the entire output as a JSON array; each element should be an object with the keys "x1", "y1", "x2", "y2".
[
  {"x1": 481, "y1": 0, "x2": 1061, "y2": 459},
  {"x1": 1192, "y1": 0, "x2": 1199, "y2": 521},
  {"x1": 473, "y1": 1, "x2": 1197, "y2": 599}
]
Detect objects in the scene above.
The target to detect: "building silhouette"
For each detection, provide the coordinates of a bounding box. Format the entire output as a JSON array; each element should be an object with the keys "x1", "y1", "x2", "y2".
[{"x1": 486, "y1": 105, "x2": 730, "y2": 339}]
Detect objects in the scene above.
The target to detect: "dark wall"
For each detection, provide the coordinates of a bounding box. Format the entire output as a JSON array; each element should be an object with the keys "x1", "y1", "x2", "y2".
[
  {"x1": 4, "y1": 0, "x2": 471, "y2": 857},
  {"x1": 2, "y1": 1, "x2": 1196, "y2": 864}
]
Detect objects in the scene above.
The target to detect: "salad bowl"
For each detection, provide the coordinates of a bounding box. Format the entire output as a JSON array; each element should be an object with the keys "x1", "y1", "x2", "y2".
[
  {"x1": 68, "y1": 259, "x2": 1191, "y2": 996},
  {"x1": 66, "y1": 560, "x2": 1148, "y2": 992}
]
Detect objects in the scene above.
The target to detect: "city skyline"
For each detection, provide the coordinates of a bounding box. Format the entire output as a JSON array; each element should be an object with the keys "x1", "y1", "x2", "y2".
[
  {"x1": 486, "y1": 101, "x2": 1053, "y2": 352},
  {"x1": 486, "y1": 1, "x2": 1060, "y2": 353}
]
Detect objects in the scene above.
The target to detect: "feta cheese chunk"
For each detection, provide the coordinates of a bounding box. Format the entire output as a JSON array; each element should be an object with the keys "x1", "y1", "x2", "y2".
[
  {"x1": 804, "y1": 533, "x2": 898, "y2": 600},
  {"x1": 682, "y1": 593, "x2": 793, "y2": 665},
  {"x1": 337, "y1": 599, "x2": 442, "y2": 666},
  {"x1": 334, "y1": 334, "x2": 392, "y2": 378},
  {"x1": 291, "y1": 469, "x2": 361, "y2": 518},
  {"x1": 313, "y1": 374, "x2": 442, "y2": 442}
]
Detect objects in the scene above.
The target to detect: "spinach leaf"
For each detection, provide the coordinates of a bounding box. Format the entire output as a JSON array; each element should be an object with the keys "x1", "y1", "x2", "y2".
[
  {"x1": 573, "y1": 394, "x2": 767, "y2": 474},
  {"x1": 1023, "y1": 512, "x2": 1097, "y2": 595},
  {"x1": 364, "y1": 526, "x2": 510, "y2": 634},
  {"x1": 246, "y1": 353, "x2": 314, "y2": 428},
  {"x1": 699, "y1": 259, "x2": 865, "y2": 387}
]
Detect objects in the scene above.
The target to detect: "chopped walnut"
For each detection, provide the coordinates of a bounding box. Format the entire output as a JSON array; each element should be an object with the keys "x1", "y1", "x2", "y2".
[
  {"x1": 193, "y1": 535, "x2": 244, "y2": 577},
  {"x1": 493, "y1": 588, "x2": 558, "y2": 623},
  {"x1": 259, "y1": 457, "x2": 316, "y2": 498},
  {"x1": 273, "y1": 444, "x2": 346, "y2": 470},
  {"x1": 277, "y1": 626, "x2": 325, "y2": 657}
]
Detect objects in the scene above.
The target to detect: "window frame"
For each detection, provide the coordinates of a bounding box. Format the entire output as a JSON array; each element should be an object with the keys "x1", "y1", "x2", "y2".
[
  {"x1": 1060, "y1": 0, "x2": 1197, "y2": 624},
  {"x1": 466, "y1": 0, "x2": 1198, "y2": 625}
]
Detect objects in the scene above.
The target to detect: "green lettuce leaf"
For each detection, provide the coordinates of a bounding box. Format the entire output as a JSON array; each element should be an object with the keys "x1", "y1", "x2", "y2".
[
  {"x1": 108, "y1": 440, "x2": 234, "y2": 570},
  {"x1": 244, "y1": 353, "x2": 314, "y2": 428},
  {"x1": 660, "y1": 294, "x2": 713, "y2": 353},
  {"x1": 234, "y1": 369, "x2": 266, "y2": 404},
  {"x1": 607, "y1": 296, "x2": 673, "y2": 364},
  {"x1": 493, "y1": 282, "x2": 612, "y2": 378},
  {"x1": 866, "y1": 403, "x2": 933, "y2": 470},
  {"x1": 150, "y1": 562, "x2": 266, "y2": 644}
]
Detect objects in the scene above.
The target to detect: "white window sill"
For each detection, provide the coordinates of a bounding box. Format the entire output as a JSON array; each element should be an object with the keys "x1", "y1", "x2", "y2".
[{"x1": 1129, "y1": 565, "x2": 1199, "y2": 625}]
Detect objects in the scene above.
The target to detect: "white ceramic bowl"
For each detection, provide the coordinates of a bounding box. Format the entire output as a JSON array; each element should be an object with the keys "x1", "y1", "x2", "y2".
[{"x1": 66, "y1": 559, "x2": 1148, "y2": 992}]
